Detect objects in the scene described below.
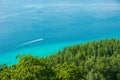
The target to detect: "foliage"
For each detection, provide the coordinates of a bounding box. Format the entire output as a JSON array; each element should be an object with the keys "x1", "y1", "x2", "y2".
[{"x1": 0, "y1": 38, "x2": 120, "y2": 80}]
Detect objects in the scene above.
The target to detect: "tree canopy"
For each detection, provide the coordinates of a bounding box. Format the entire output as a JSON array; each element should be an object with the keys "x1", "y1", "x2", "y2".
[{"x1": 0, "y1": 38, "x2": 120, "y2": 80}]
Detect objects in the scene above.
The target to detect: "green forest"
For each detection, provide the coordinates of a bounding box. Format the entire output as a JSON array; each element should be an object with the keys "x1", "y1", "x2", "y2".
[{"x1": 0, "y1": 38, "x2": 120, "y2": 80}]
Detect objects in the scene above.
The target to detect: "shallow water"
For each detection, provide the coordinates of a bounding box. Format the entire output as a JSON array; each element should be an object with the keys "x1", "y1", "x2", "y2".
[{"x1": 0, "y1": 1, "x2": 120, "y2": 65}]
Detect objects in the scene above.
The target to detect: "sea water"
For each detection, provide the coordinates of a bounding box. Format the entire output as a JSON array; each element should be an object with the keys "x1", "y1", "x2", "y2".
[{"x1": 0, "y1": 0, "x2": 120, "y2": 65}]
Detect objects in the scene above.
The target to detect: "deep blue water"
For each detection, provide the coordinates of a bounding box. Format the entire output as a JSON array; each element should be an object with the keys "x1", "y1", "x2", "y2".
[{"x1": 0, "y1": 0, "x2": 120, "y2": 65}]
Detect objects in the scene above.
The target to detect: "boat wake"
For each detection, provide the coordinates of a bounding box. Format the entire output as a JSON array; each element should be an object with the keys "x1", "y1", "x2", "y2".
[{"x1": 20, "y1": 38, "x2": 44, "y2": 47}]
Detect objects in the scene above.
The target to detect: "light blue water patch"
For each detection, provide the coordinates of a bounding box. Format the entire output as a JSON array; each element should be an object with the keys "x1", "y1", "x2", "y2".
[{"x1": 0, "y1": 40, "x2": 88, "y2": 65}]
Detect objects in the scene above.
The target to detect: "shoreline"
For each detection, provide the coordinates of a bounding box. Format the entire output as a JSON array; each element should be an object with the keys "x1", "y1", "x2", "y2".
[
  {"x1": 0, "y1": 37, "x2": 116, "y2": 66},
  {"x1": 0, "y1": 40, "x2": 86, "y2": 66}
]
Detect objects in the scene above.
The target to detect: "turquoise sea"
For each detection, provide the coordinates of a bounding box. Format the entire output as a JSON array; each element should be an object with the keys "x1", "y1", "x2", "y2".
[{"x1": 0, "y1": 0, "x2": 120, "y2": 65}]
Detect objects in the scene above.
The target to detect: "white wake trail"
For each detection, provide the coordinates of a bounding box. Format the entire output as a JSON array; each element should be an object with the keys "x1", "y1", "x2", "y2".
[{"x1": 21, "y1": 38, "x2": 44, "y2": 46}]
